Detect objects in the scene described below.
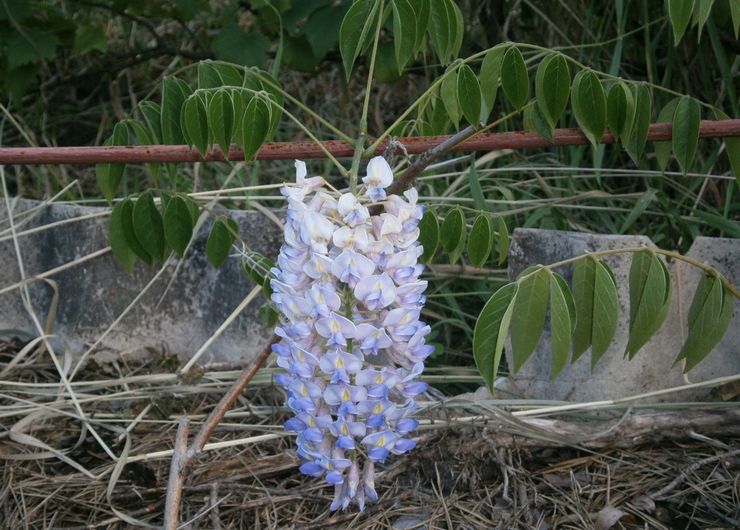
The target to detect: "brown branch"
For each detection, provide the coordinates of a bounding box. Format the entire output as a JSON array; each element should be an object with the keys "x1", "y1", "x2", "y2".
[
  {"x1": 1, "y1": 119, "x2": 738, "y2": 165},
  {"x1": 162, "y1": 337, "x2": 277, "y2": 528},
  {"x1": 163, "y1": 417, "x2": 190, "y2": 530},
  {"x1": 186, "y1": 337, "x2": 276, "y2": 457},
  {"x1": 387, "y1": 124, "x2": 478, "y2": 197}
]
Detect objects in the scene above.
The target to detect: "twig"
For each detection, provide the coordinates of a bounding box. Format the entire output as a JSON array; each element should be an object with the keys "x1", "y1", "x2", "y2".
[
  {"x1": 387, "y1": 125, "x2": 478, "y2": 196},
  {"x1": 163, "y1": 417, "x2": 190, "y2": 530},
  {"x1": 161, "y1": 337, "x2": 277, "y2": 527},
  {"x1": 647, "y1": 448, "x2": 740, "y2": 501},
  {"x1": 1, "y1": 119, "x2": 738, "y2": 165}
]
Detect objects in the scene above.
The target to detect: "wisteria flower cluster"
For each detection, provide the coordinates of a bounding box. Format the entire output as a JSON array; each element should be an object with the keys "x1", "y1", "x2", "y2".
[{"x1": 270, "y1": 156, "x2": 433, "y2": 511}]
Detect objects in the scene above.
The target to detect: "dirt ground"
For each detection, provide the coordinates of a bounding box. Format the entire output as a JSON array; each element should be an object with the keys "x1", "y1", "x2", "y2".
[{"x1": 1, "y1": 340, "x2": 738, "y2": 529}]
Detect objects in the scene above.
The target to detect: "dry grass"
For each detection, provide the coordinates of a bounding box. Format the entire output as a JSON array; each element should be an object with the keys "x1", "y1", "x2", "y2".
[{"x1": 1, "y1": 337, "x2": 738, "y2": 530}]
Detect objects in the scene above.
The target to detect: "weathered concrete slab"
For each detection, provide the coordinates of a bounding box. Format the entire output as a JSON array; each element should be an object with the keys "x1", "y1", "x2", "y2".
[
  {"x1": 0, "y1": 198, "x2": 282, "y2": 367},
  {"x1": 503, "y1": 228, "x2": 739, "y2": 402}
]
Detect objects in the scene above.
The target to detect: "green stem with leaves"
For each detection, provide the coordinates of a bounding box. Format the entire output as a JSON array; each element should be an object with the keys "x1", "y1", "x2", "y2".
[
  {"x1": 349, "y1": 0, "x2": 385, "y2": 192},
  {"x1": 518, "y1": 247, "x2": 740, "y2": 299}
]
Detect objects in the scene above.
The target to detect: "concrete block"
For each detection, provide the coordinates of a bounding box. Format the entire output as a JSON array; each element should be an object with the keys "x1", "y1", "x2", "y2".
[
  {"x1": 502, "y1": 229, "x2": 739, "y2": 402},
  {"x1": 0, "y1": 198, "x2": 282, "y2": 367}
]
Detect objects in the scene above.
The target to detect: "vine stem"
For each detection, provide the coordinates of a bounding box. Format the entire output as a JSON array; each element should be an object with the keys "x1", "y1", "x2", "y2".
[
  {"x1": 520, "y1": 247, "x2": 740, "y2": 299},
  {"x1": 349, "y1": 0, "x2": 385, "y2": 192},
  {"x1": 162, "y1": 337, "x2": 276, "y2": 528}
]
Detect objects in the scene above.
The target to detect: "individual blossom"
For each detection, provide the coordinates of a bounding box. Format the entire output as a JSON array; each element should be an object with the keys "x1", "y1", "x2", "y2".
[{"x1": 271, "y1": 157, "x2": 431, "y2": 511}]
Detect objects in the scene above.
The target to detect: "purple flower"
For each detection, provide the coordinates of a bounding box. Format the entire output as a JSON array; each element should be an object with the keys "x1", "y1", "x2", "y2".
[
  {"x1": 315, "y1": 313, "x2": 356, "y2": 347},
  {"x1": 273, "y1": 158, "x2": 429, "y2": 511},
  {"x1": 354, "y1": 324, "x2": 393, "y2": 354},
  {"x1": 354, "y1": 273, "x2": 396, "y2": 310}
]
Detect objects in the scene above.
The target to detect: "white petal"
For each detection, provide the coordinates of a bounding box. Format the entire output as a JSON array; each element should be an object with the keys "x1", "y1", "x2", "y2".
[
  {"x1": 364, "y1": 156, "x2": 394, "y2": 188},
  {"x1": 295, "y1": 160, "x2": 307, "y2": 185}
]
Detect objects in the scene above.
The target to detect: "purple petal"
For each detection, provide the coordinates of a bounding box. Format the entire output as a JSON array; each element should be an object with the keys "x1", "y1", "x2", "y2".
[
  {"x1": 299, "y1": 462, "x2": 323, "y2": 476},
  {"x1": 325, "y1": 471, "x2": 344, "y2": 485}
]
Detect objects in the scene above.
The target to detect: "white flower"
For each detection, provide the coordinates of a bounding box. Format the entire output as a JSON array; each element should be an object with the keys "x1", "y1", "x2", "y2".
[{"x1": 362, "y1": 156, "x2": 394, "y2": 201}]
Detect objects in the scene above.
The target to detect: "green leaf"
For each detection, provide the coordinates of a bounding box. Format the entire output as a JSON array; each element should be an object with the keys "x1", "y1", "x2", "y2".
[
  {"x1": 418, "y1": 209, "x2": 440, "y2": 263},
  {"x1": 501, "y1": 46, "x2": 529, "y2": 111},
  {"x1": 457, "y1": 64, "x2": 483, "y2": 127},
  {"x1": 126, "y1": 120, "x2": 161, "y2": 183},
  {"x1": 524, "y1": 102, "x2": 554, "y2": 142},
  {"x1": 712, "y1": 108, "x2": 740, "y2": 185},
  {"x1": 163, "y1": 196, "x2": 194, "y2": 257},
  {"x1": 231, "y1": 90, "x2": 246, "y2": 145},
  {"x1": 392, "y1": 0, "x2": 417, "y2": 73},
  {"x1": 625, "y1": 251, "x2": 671, "y2": 358},
  {"x1": 259, "y1": 304, "x2": 280, "y2": 327},
  {"x1": 688, "y1": 273, "x2": 714, "y2": 328},
  {"x1": 672, "y1": 96, "x2": 701, "y2": 174},
  {"x1": 208, "y1": 89, "x2": 235, "y2": 157},
  {"x1": 182, "y1": 95, "x2": 210, "y2": 155},
  {"x1": 254, "y1": 69, "x2": 284, "y2": 139},
  {"x1": 606, "y1": 81, "x2": 635, "y2": 142},
  {"x1": 96, "y1": 123, "x2": 128, "y2": 204},
  {"x1": 440, "y1": 68, "x2": 461, "y2": 128},
  {"x1": 478, "y1": 46, "x2": 505, "y2": 116},
  {"x1": 160, "y1": 77, "x2": 189, "y2": 145},
  {"x1": 620, "y1": 188, "x2": 657, "y2": 234},
  {"x1": 440, "y1": 207, "x2": 466, "y2": 265},
  {"x1": 6, "y1": 29, "x2": 59, "y2": 69},
  {"x1": 668, "y1": 0, "x2": 696, "y2": 45},
  {"x1": 654, "y1": 97, "x2": 681, "y2": 171},
  {"x1": 624, "y1": 83, "x2": 651, "y2": 164},
  {"x1": 242, "y1": 250, "x2": 275, "y2": 286},
  {"x1": 410, "y1": 0, "x2": 431, "y2": 52},
  {"x1": 731, "y1": 0, "x2": 740, "y2": 38},
  {"x1": 109, "y1": 201, "x2": 136, "y2": 273},
  {"x1": 206, "y1": 220, "x2": 233, "y2": 268},
  {"x1": 339, "y1": 0, "x2": 377, "y2": 80},
  {"x1": 185, "y1": 197, "x2": 200, "y2": 227},
  {"x1": 549, "y1": 271, "x2": 574, "y2": 379},
  {"x1": 74, "y1": 25, "x2": 107, "y2": 54},
  {"x1": 495, "y1": 216, "x2": 509, "y2": 265},
  {"x1": 591, "y1": 259, "x2": 619, "y2": 368},
  {"x1": 571, "y1": 69, "x2": 606, "y2": 147},
  {"x1": 510, "y1": 267, "x2": 549, "y2": 371},
  {"x1": 535, "y1": 53, "x2": 570, "y2": 128},
  {"x1": 678, "y1": 273, "x2": 734, "y2": 372},
  {"x1": 140, "y1": 101, "x2": 163, "y2": 143},
  {"x1": 429, "y1": 0, "x2": 460, "y2": 64},
  {"x1": 242, "y1": 96, "x2": 271, "y2": 161},
  {"x1": 694, "y1": 210, "x2": 740, "y2": 237},
  {"x1": 132, "y1": 192, "x2": 166, "y2": 263},
  {"x1": 119, "y1": 199, "x2": 152, "y2": 266},
  {"x1": 572, "y1": 257, "x2": 596, "y2": 360},
  {"x1": 197, "y1": 62, "x2": 243, "y2": 89},
  {"x1": 466, "y1": 163, "x2": 486, "y2": 211},
  {"x1": 213, "y1": 25, "x2": 268, "y2": 66},
  {"x1": 467, "y1": 215, "x2": 494, "y2": 267},
  {"x1": 473, "y1": 282, "x2": 519, "y2": 391},
  {"x1": 225, "y1": 218, "x2": 239, "y2": 239},
  {"x1": 448, "y1": 0, "x2": 464, "y2": 63},
  {"x1": 553, "y1": 272, "x2": 577, "y2": 334},
  {"x1": 693, "y1": 0, "x2": 715, "y2": 39},
  {"x1": 198, "y1": 62, "x2": 224, "y2": 89}
]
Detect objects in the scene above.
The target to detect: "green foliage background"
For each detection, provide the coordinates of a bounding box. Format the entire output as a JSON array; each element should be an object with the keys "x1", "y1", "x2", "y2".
[{"x1": 1, "y1": 0, "x2": 738, "y2": 385}]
